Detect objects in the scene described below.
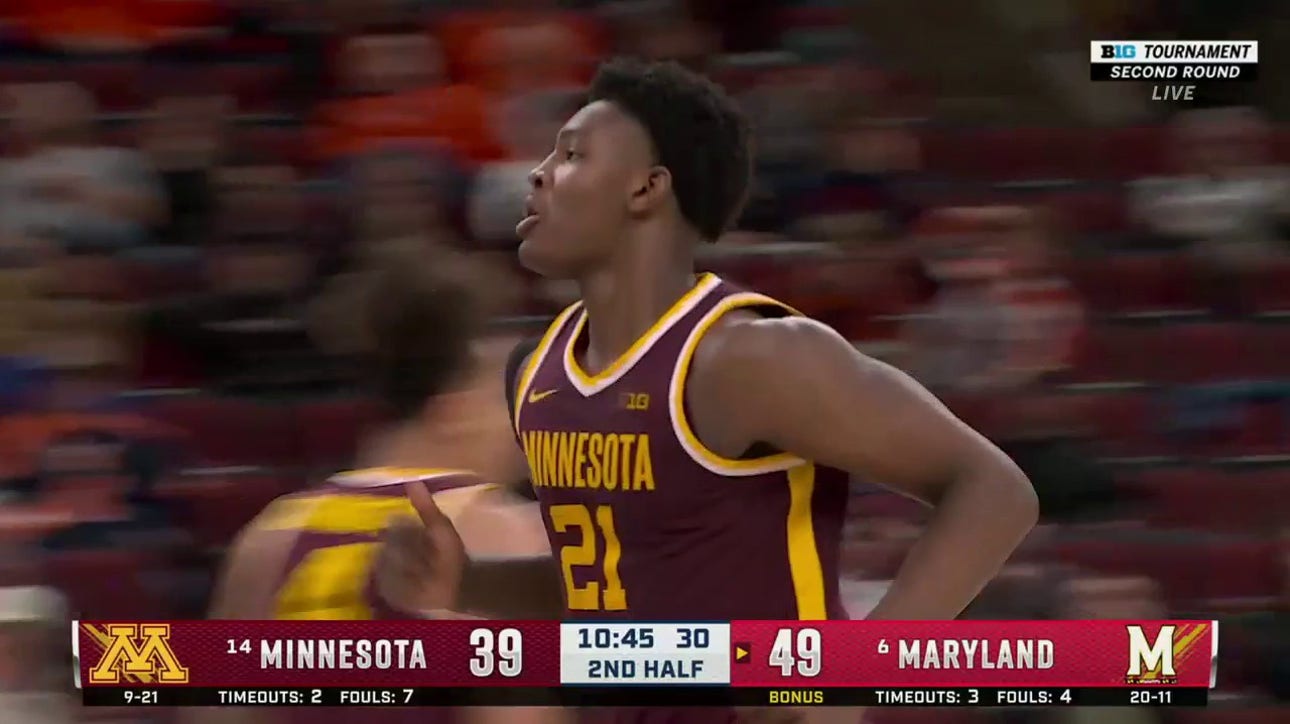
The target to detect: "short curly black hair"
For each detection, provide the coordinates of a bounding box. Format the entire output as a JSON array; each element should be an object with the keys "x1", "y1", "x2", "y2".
[{"x1": 587, "y1": 57, "x2": 753, "y2": 241}]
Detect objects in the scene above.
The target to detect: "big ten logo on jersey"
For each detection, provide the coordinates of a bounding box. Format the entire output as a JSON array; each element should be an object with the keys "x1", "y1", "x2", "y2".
[
  {"x1": 84, "y1": 623, "x2": 189, "y2": 684},
  {"x1": 621, "y1": 392, "x2": 650, "y2": 411},
  {"x1": 1125, "y1": 625, "x2": 1183, "y2": 684}
]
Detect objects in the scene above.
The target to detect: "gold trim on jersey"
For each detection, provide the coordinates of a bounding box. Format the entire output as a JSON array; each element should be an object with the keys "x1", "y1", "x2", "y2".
[
  {"x1": 329, "y1": 467, "x2": 478, "y2": 487},
  {"x1": 668, "y1": 291, "x2": 807, "y2": 476},
  {"x1": 256, "y1": 482, "x2": 499, "y2": 534},
  {"x1": 787, "y1": 464, "x2": 827, "y2": 620},
  {"x1": 514, "y1": 302, "x2": 584, "y2": 434},
  {"x1": 562, "y1": 273, "x2": 722, "y2": 397}
]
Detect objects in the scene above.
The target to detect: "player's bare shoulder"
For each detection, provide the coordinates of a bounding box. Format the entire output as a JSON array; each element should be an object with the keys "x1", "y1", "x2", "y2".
[
  {"x1": 689, "y1": 311, "x2": 851, "y2": 396},
  {"x1": 685, "y1": 312, "x2": 840, "y2": 456},
  {"x1": 693, "y1": 312, "x2": 831, "y2": 369}
]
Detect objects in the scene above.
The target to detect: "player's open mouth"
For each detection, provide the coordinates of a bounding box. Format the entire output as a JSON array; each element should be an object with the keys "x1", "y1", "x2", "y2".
[{"x1": 517, "y1": 199, "x2": 541, "y2": 237}]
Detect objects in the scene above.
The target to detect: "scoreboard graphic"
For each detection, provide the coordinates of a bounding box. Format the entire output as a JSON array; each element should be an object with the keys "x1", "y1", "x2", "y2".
[{"x1": 74, "y1": 620, "x2": 1218, "y2": 708}]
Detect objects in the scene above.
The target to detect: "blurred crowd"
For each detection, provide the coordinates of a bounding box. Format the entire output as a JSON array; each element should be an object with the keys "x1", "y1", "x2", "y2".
[{"x1": 0, "y1": 1, "x2": 1287, "y2": 722}]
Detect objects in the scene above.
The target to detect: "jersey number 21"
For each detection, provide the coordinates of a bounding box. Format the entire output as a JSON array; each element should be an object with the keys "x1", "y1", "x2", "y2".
[{"x1": 549, "y1": 504, "x2": 628, "y2": 611}]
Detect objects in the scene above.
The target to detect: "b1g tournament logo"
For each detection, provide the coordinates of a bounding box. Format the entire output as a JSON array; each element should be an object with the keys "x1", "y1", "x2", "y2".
[
  {"x1": 1125, "y1": 624, "x2": 1208, "y2": 685},
  {"x1": 83, "y1": 623, "x2": 190, "y2": 685},
  {"x1": 1090, "y1": 40, "x2": 1258, "y2": 102}
]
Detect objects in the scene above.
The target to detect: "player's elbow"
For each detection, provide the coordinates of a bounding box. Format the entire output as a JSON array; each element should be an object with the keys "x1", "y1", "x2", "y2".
[{"x1": 979, "y1": 453, "x2": 1039, "y2": 532}]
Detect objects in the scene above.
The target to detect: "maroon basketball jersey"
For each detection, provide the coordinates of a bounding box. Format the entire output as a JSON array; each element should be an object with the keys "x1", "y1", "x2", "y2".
[
  {"x1": 512, "y1": 273, "x2": 850, "y2": 622},
  {"x1": 255, "y1": 468, "x2": 492, "y2": 724}
]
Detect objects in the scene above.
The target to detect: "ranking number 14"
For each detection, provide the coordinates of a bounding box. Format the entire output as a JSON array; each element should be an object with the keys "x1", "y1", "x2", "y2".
[{"x1": 770, "y1": 628, "x2": 821, "y2": 677}]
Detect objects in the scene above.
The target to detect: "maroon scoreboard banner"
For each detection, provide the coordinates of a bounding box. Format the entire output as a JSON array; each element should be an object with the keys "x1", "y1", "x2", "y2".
[{"x1": 75, "y1": 619, "x2": 1215, "y2": 708}]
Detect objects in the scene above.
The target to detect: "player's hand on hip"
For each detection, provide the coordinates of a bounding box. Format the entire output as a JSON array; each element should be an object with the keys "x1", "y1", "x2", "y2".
[{"x1": 374, "y1": 482, "x2": 470, "y2": 613}]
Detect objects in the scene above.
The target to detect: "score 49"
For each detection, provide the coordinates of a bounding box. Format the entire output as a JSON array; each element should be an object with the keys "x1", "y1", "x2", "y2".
[{"x1": 769, "y1": 628, "x2": 822, "y2": 677}]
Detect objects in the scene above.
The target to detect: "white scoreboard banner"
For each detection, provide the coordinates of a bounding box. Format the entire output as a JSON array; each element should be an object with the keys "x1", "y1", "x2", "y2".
[{"x1": 559, "y1": 623, "x2": 731, "y2": 685}]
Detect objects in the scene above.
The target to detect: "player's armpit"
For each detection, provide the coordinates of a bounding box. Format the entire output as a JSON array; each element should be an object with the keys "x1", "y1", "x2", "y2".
[{"x1": 691, "y1": 316, "x2": 1037, "y2": 621}]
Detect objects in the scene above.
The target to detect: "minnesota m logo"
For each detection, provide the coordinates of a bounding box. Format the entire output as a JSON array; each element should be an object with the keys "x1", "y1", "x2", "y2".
[
  {"x1": 88, "y1": 624, "x2": 189, "y2": 684},
  {"x1": 1126, "y1": 624, "x2": 1176, "y2": 679}
]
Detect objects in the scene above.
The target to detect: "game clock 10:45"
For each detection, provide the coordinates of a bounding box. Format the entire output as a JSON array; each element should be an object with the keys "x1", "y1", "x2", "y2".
[{"x1": 579, "y1": 626, "x2": 654, "y2": 649}]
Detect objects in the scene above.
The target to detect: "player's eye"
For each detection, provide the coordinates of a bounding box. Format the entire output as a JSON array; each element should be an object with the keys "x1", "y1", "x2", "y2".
[{"x1": 564, "y1": 149, "x2": 580, "y2": 161}]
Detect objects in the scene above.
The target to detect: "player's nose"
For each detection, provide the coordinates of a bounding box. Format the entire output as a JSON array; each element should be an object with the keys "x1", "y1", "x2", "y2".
[{"x1": 527, "y1": 163, "x2": 546, "y2": 189}]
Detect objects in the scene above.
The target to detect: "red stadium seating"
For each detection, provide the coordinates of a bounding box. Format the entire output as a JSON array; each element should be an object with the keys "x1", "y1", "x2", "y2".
[
  {"x1": 1081, "y1": 391, "x2": 1166, "y2": 456},
  {"x1": 0, "y1": 60, "x2": 62, "y2": 85},
  {"x1": 160, "y1": 471, "x2": 297, "y2": 547},
  {"x1": 1045, "y1": 188, "x2": 1130, "y2": 233},
  {"x1": 143, "y1": 395, "x2": 299, "y2": 466},
  {"x1": 207, "y1": 61, "x2": 292, "y2": 112},
  {"x1": 1159, "y1": 324, "x2": 1259, "y2": 384},
  {"x1": 1132, "y1": 467, "x2": 1290, "y2": 531},
  {"x1": 236, "y1": 124, "x2": 306, "y2": 166},
  {"x1": 974, "y1": 127, "x2": 1100, "y2": 182},
  {"x1": 1098, "y1": 126, "x2": 1172, "y2": 180},
  {"x1": 1246, "y1": 259, "x2": 1290, "y2": 314},
  {"x1": 1072, "y1": 326, "x2": 1156, "y2": 384},
  {"x1": 915, "y1": 127, "x2": 978, "y2": 179},
  {"x1": 1051, "y1": 535, "x2": 1281, "y2": 608},
  {"x1": 1067, "y1": 254, "x2": 1199, "y2": 316},
  {"x1": 44, "y1": 549, "x2": 170, "y2": 619}
]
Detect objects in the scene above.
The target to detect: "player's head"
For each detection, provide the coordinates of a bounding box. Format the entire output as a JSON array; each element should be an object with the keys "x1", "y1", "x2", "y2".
[
  {"x1": 321, "y1": 247, "x2": 483, "y2": 430},
  {"x1": 516, "y1": 58, "x2": 753, "y2": 277}
]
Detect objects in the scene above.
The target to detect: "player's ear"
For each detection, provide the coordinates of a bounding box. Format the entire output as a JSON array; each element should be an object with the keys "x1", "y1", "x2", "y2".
[{"x1": 627, "y1": 166, "x2": 672, "y2": 214}]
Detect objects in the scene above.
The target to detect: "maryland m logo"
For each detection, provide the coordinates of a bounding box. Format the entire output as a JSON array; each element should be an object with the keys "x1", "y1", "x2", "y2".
[
  {"x1": 1126, "y1": 625, "x2": 1176, "y2": 682},
  {"x1": 88, "y1": 624, "x2": 189, "y2": 684}
]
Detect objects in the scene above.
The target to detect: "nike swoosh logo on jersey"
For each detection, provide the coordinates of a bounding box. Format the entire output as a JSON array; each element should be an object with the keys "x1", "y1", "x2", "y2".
[{"x1": 527, "y1": 388, "x2": 559, "y2": 403}]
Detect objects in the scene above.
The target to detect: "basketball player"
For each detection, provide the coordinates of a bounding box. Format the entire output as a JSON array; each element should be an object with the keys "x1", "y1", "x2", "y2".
[
  {"x1": 406, "y1": 60, "x2": 1038, "y2": 723},
  {"x1": 193, "y1": 249, "x2": 563, "y2": 724},
  {"x1": 505, "y1": 57, "x2": 1037, "y2": 616}
]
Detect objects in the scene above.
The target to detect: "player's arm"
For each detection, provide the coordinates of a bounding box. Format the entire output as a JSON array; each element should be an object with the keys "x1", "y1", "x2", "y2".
[
  {"x1": 502, "y1": 335, "x2": 541, "y2": 498},
  {"x1": 692, "y1": 315, "x2": 1038, "y2": 621}
]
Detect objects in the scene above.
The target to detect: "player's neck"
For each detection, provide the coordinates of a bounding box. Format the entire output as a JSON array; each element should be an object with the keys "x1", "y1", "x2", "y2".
[{"x1": 576, "y1": 229, "x2": 697, "y2": 372}]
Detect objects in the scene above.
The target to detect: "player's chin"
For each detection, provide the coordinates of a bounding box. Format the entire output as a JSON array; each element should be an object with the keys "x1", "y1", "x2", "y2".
[{"x1": 517, "y1": 230, "x2": 578, "y2": 279}]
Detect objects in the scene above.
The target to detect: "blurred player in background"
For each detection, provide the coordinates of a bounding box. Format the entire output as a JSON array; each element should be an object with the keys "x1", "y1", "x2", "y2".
[
  {"x1": 194, "y1": 247, "x2": 562, "y2": 724},
  {"x1": 394, "y1": 57, "x2": 1038, "y2": 723}
]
